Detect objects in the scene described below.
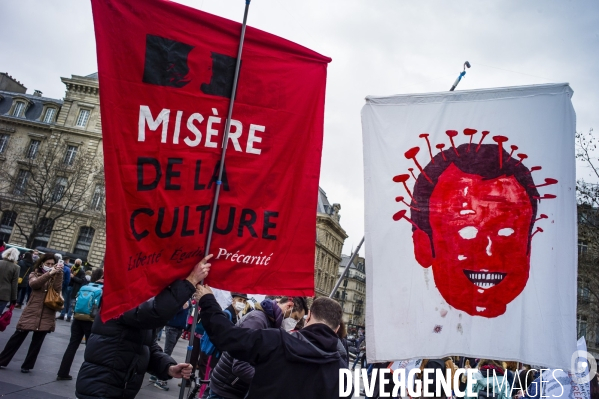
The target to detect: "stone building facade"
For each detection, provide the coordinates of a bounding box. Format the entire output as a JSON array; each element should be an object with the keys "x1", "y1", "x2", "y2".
[
  {"x1": 314, "y1": 187, "x2": 348, "y2": 298},
  {"x1": 576, "y1": 205, "x2": 599, "y2": 361},
  {"x1": 0, "y1": 72, "x2": 106, "y2": 267},
  {"x1": 335, "y1": 254, "x2": 366, "y2": 327}
]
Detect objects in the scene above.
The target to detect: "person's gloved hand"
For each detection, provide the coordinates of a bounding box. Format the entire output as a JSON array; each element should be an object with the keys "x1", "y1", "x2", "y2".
[
  {"x1": 168, "y1": 363, "x2": 192, "y2": 379},
  {"x1": 186, "y1": 254, "x2": 212, "y2": 286}
]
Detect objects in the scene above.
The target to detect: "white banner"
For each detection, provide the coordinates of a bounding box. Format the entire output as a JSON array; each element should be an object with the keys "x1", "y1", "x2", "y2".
[{"x1": 362, "y1": 84, "x2": 577, "y2": 369}]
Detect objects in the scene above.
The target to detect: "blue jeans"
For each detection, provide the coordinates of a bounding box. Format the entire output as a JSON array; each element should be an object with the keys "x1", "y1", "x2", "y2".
[
  {"x1": 60, "y1": 286, "x2": 73, "y2": 317},
  {"x1": 0, "y1": 301, "x2": 7, "y2": 314}
]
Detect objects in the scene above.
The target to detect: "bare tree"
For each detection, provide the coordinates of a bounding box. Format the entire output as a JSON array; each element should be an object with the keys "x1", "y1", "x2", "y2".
[
  {"x1": 0, "y1": 133, "x2": 104, "y2": 248},
  {"x1": 575, "y1": 128, "x2": 599, "y2": 342}
]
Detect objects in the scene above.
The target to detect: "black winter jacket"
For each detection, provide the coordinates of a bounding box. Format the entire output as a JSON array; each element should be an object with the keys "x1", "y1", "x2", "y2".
[
  {"x1": 70, "y1": 268, "x2": 88, "y2": 297},
  {"x1": 210, "y1": 307, "x2": 275, "y2": 398},
  {"x1": 75, "y1": 279, "x2": 195, "y2": 399},
  {"x1": 200, "y1": 294, "x2": 345, "y2": 399}
]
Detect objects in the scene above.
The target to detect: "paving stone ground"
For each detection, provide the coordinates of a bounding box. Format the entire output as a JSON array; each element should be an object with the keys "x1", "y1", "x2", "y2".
[{"x1": 0, "y1": 308, "x2": 191, "y2": 398}]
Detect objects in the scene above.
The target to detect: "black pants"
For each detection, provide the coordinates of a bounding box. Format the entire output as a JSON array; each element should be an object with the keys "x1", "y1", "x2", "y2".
[
  {"x1": 57, "y1": 319, "x2": 92, "y2": 377},
  {"x1": 0, "y1": 330, "x2": 48, "y2": 369}
]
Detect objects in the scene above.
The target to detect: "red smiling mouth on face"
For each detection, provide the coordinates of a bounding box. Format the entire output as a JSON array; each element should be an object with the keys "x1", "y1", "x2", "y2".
[{"x1": 463, "y1": 270, "x2": 507, "y2": 289}]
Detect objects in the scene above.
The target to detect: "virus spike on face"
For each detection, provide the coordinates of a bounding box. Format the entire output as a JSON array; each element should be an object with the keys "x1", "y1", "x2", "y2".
[
  {"x1": 419, "y1": 133, "x2": 434, "y2": 163},
  {"x1": 530, "y1": 227, "x2": 544, "y2": 241},
  {"x1": 392, "y1": 209, "x2": 420, "y2": 229},
  {"x1": 527, "y1": 166, "x2": 542, "y2": 174},
  {"x1": 509, "y1": 145, "x2": 518, "y2": 159},
  {"x1": 446, "y1": 130, "x2": 459, "y2": 157},
  {"x1": 405, "y1": 146, "x2": 432, "y2": 183},
  {"x1": 530, "y1": 178, "x2": 558, "y2": 188},
  {"x1": 436, "y1": 143, "x2": 447, "y2": 161},
  {"x1": 393, "y1": 173, "x2": 416, "y2": 203},
  {"x1": 476, "y1": 131, "x2": 490, "y2": 152},
  {"x1": 463, "y1": 128, "x2": 477, "y2": 152},
  {"x1": 396, "y1": 195, "x2": 419, "y2": 211},
  {"x1": 492, "y1": 135, "x2": 508, "y2": 169},
  {"x1": 514, "y1": 153, "x2": 528, "y2": 167},
  {"x1": 533, "y1": 194, "x2": 557, "y2": 200},
  {"x1": 408, "y1": 168, "x2": 417, "y2": 180}
]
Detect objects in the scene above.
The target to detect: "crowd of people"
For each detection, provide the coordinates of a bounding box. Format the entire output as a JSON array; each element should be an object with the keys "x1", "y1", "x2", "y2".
[{"x1": 0, "y1": 248, "x2": 580, "y2": 399}]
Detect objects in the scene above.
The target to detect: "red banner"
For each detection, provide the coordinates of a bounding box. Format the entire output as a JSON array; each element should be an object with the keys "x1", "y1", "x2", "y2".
[{"x1": 91, "y1": 0, "x2": 330, "y2": 320}]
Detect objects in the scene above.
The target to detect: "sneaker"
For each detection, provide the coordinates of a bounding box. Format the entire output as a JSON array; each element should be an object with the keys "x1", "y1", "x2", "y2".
[
  {"x1": 57, "y1": 375, "x2": 73, "y2": 381},
  {"x1": 56, "y1": 315, "x2": 64, "y2": 320},
  {"x1": 153, "y1": 381, "x2": 169, "y2": 391},
  {"x1": 149, "y1": 375, "x2": 158, "y2": 383},
  {"x1": 66, "y1": 317, "x2": 71, "y2": 322},
  {"x1": 15, "y1": 305, "x2": 21, "y2": 309},
  {"x1": 21, "y1": 368, "x2": 30, "y2": 373}
]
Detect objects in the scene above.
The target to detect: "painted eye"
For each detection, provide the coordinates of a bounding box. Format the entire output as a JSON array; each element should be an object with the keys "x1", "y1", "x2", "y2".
[
  {"x1": 458, "y1": 226, "x2": 478, "y2": 239},
  {"x1": 498, "y1": 228, "x2": 514, "y2": 237}
]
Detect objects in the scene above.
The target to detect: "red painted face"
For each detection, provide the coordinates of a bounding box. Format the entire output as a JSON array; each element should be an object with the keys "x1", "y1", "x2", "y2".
[{"x1": 413, "y1": 164, "x2": 533, "y2": 317}]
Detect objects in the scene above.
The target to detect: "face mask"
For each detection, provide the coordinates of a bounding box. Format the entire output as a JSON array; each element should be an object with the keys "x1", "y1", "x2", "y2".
[
  {"x1": 43, "y1": 265, "x2": 52, "y2": 272},
  {"x1": 234, "y1": 301, "x2": 245, "y2": 312},
  {"x1": 282, "y1": 317, "x2": 298, "y2": 332}
]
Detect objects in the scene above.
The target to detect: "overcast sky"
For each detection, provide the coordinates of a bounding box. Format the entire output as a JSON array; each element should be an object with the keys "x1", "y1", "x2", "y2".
[{"x1": 2, "y1": 0, "x2": 598, "y2": 256}]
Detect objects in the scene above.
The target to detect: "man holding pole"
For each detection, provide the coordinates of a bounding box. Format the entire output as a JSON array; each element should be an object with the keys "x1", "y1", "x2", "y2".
[
  {"x1": 75, "y1": 255, "x2": 212, "y2": 399},
  {"x1": 196, "y1": 284, "x2": 345, "y2": 399}
]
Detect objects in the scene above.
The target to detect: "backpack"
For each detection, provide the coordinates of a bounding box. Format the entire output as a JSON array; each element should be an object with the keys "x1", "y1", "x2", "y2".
[{"x1": 73, "y1": 283, "x2": 103, "y2": 321}]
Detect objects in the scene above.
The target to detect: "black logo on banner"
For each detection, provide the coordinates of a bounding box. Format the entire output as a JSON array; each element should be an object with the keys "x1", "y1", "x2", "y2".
[
  {"x1": 142, "y1": 34, "x2": 239, "y2": 98},
  {"x1": 142, "y1": 34, "x2": 193, "y2": 88},
  {"x1": 200, "y1": 52, "x2": 239, "y2": 98}
]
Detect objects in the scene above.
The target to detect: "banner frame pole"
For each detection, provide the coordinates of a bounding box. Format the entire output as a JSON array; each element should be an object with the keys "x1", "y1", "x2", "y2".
[
  {"x1": 179, "y1": 2, "x2": 251, "y2": 398},
  {"x1": 329, "y1": 236, "x2": 364, "y2": 298}
]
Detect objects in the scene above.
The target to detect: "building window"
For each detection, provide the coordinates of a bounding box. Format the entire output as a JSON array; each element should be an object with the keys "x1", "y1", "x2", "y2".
[
  {"x1": 73, "y1": 226, "x2": 95, "y2": 259},
  {"x1": 52, "y1": 177, "x2": 68, "y2": 202},
  {"x1": 0, "y1": 134, "x2": 9, "y2": 154},
  {"x1": 13, "y1": 170, "x2": 30, "y2": 195},
  {"x1": 577, "y1": 315, "x2": 588, "y2": 339},
  {"x1": 43, "y1": 107, "x2": 56, "y2": 123},
  {"x1": 75, "y1": 109, "x2": 90, "y2": 127},
  {"x1": 0, "y1": 211, "x2": 17, "y2": 243},
  {"x1": 578, "y1": 240, "x2": 588, "y2": 256},
  {"x1": 12, "y1": 101, "x2": 25, "y2": 117},
  {"x1": 26, "y1": 139, "x2": 41, "y2": 159},
  {"x1": 90, "y1": 184, "x2": 105, "y2": 211},
  {"x1": 64, "y1": 145, "x2": 78, "y2": 166},
  {"x1": 32, "y1": 217, "x2": 54, "y2": 249}
]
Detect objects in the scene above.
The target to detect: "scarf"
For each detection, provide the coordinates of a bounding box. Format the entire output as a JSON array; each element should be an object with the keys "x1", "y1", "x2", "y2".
[{"x1": 71, "y1": 264, "x2": 81, "y2": 275}]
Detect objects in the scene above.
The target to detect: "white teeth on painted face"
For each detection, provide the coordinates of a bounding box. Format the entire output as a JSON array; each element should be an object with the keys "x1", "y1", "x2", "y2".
[{"x1": 464, "y1": 270, "x2": 506, "y2": 289}]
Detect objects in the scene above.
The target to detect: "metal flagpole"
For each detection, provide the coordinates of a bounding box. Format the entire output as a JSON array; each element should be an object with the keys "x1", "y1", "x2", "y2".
[
  {"x1": 179, "y1": 1, "x2": 251, "y2": 398},
  {"x1": 329, "y1": 236, "x2": 364, "y2": 298},
  {"x1": 449, "y1": 61, "x2": 471, "y2": 91}
]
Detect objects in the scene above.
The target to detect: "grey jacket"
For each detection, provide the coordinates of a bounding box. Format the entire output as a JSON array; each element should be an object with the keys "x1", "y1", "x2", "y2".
[{"x1": 0, "y1": 259, "x2": 19, "y2": 302}]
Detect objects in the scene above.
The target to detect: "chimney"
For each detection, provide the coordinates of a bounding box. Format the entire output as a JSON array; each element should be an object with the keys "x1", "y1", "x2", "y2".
[{"x1": 33, "y1": 90, "x2": 43, "y2": 97}]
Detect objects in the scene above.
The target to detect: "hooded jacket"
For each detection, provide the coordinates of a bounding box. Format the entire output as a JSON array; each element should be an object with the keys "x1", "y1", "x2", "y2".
[
  {"x1": 75, "y1": 279, "x2": 195, "y2": 399},
  {"x1": 209, "y1": 299, "x2": 283, "y2": 399},
  {"x1": 200, "y1": 294, "x2": 344, "y2": 399}
]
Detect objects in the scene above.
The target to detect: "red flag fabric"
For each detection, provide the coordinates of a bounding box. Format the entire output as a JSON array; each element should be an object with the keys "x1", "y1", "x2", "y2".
[{"x1": 91, "y1": 0, "x2": 330, "y2": 320}]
